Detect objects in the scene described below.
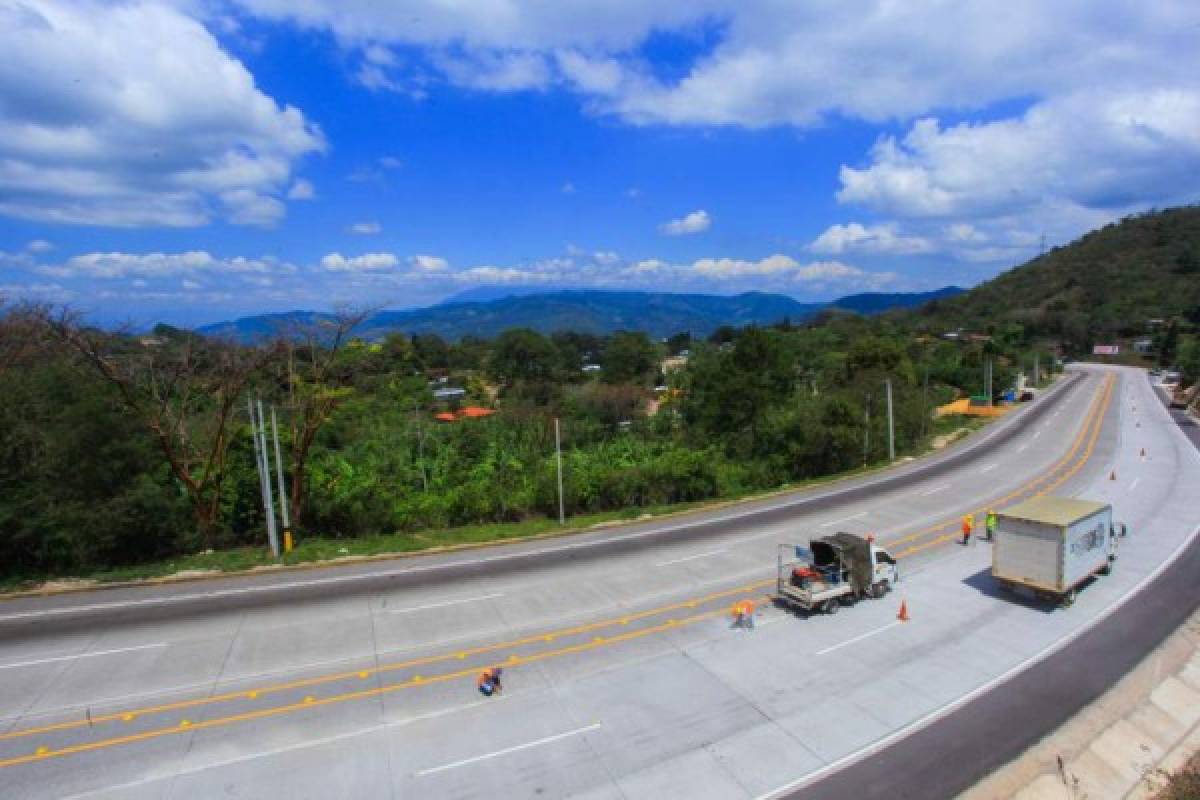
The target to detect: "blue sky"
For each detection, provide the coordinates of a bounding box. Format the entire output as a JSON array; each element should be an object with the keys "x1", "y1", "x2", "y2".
[{"x1": 1, "y1": 1, "x2": 1198, "y2": 327}]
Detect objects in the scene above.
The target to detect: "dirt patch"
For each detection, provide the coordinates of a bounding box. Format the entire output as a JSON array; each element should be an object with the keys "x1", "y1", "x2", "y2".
[
  {"x1": 34, "y1": 578, "x2": 99, "y2": 592},
  {"x1": 1151, "y1": 750, "x2": 1200, "y2": 800},
  {"x1": 932, "y1": 428, "x2": 970, "y2": 450}
]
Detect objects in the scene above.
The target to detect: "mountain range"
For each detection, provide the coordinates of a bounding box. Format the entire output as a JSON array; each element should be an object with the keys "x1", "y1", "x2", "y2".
[{"x1": 197, "y1": 287, "x2": 964, "y2": 342}]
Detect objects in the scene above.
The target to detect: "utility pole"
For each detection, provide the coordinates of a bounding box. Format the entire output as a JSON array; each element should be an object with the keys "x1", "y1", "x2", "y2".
[
  {"x1": 554, "y1": 417, "x2": 565, "y2": 525},
  {"x1": 256, "y1": 398, "x2": 279, "y2": 558},
  {"x1": 863, "y1": 393, "x2": 871, "y2": 467},
  {"x1": 921, "y1": 363, "x2": 930, "y2": 439},
  {"x1": 414, "y1": 400, "x2": 428, "y2": 492},
  {"x1": 270, "y1": 406, "x2": 291, "y2": 553},
  {"x1": 1034, "y1": 353, "x2": 1040, "y2": 386},
  {"x1": 248, "y1": 397, "x2": 280, "y2": 559},
  {"x1": 885, "y1": 379, "x2": 895, "y2": 462}
]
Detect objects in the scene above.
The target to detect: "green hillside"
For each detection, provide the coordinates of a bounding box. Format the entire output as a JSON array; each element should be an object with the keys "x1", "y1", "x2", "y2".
[{"x1": 905, "y1": 206, "x2": 1200, "y2": 349}]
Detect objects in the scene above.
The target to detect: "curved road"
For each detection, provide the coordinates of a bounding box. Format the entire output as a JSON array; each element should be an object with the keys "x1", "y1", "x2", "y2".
[{"x1": 0, "y1": 365, "x2": 1194, "y2": 799}]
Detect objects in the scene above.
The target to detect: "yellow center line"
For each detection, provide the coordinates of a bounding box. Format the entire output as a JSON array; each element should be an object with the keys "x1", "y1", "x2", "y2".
[
  {"x1": 894, "y1": 374, "x2": 1114, "y2": 558},
  {"x1": 0, "y1": 376, "x2": 1113, "y2": 760},
  {"x1": 0, "y1": 596, "x2": 773, "y2": 770}
]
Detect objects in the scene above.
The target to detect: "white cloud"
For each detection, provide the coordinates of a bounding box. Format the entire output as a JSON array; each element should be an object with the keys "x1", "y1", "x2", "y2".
[
  {"x1": 686, "y1": 254, "x2": 894, "y2": 288},
  {"x1": 379, "y1": 156, "x2": 403, "y2": 169},
  {"x1": 348, "y1": 221, "x2": 382, "y2": 235},
  {"x1": 810, "y1": 222, "x2": 933, "y2": 255},
  {"x1": 287, "y1": 179, "x2": 316, "y2": 200},
  {"x1": 593, "y1": 250, "x2": 620, "y2": 266},
  {"x1": 560, "y1": 181, "x2": 576, "y2": 195},
  {"x1": 659, "y1": 209, "x2": 711, "y2": 236},
  {"x1": 944, "y1": 223, "x2": 987, "y2": 243},
  {"x1": 26, "y1": 239, "x2": 53, "y2": 253},
  {"x1": 410, "y1": 254, "x2": 448, "y2": 271},
  {"x1": 837, "y1": 90, "x2": 1200, "y2": 221},
  {"x1": 0, "y1": 1, "x2": 324, "y2": 227},
  {"x1": 182, "y1": 279, "x2": 202, "y2": 290},
  {"x1": 38, "y1": 251, "x2": 295, "y2": 279},
  {"x1": 320, "y1": 252, "x2": 399, "y2": 272}
]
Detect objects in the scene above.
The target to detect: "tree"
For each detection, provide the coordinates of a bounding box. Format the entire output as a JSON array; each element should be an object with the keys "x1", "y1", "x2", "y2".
[
  {"x1": 601, "y1": 331, "x2": 658, "y2": 385},
  {"x1": 489, "y1": 328, "x2": 559, "y2": 384},
  {"x1": 47, "y1": 311, "x2": 266, "y2": 544},
  {"x1": 277, "y1": 308, "x2": 372, "y2": 533}
]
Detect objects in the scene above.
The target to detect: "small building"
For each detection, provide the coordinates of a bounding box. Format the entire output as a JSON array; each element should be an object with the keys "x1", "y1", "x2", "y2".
[
  {"x1": 582, "y1": 364, "x2": 602, "y2": 374},
  {"x1": 432, "y1": 387, "x2": 466, "y2": 402},
  {"x1": 1134, "y1": 337, "x2": 1153, "y2": 354}
]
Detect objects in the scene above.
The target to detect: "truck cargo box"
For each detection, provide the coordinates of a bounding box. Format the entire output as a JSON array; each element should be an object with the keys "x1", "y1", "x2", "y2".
[{"x1": 992, "y1": 496, "x2": 1116, "y2": 603}]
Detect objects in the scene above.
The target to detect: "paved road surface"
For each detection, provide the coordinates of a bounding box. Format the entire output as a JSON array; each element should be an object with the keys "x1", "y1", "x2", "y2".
[{"x1": 0, "y1": 366, "x2": 1194, "y2": 799}]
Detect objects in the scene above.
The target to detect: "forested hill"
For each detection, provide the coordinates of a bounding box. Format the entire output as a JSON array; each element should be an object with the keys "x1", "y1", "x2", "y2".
[
  {"x1": 901, "y1": 206, "x2": 1200, "y2": 342},
  {"x1": 198, "y1": 287, "x2": 962, "y2": 342}
]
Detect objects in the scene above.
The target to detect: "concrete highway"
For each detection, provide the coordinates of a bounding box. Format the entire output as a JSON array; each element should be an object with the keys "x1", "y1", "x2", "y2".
[{"x1": 0, "y1": 365, "x2": 1195, "y2": 799}]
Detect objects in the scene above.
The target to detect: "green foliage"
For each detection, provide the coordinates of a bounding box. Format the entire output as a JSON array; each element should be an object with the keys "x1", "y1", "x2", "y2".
[{"x1": 601, "y1": 331, "x2": 658, "y2": 385}]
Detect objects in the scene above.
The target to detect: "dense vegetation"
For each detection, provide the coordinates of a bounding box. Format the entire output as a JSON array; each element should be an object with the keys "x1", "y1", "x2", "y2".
[
  {"x1": 0, "y1": 301, "x2": 1048, "y2": 585},
  {"x1": 904, "y1": 206, "x2": 1200, "y2": 353}
]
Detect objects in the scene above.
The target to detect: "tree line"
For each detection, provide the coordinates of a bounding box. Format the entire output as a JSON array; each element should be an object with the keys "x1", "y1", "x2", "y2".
[{"x1": 0, "y1": 300, "x2": 1057, "y2": 581}]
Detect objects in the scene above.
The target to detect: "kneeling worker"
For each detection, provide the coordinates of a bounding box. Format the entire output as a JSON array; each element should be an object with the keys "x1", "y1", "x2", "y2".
[{"x1": 477, "y1": 666, "x2": 503, "y2": 696}]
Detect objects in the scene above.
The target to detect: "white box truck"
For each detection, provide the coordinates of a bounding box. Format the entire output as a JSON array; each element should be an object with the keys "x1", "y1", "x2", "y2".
[{"x1": 992, "y1": 496, "x2": 1124, "y2": 607}]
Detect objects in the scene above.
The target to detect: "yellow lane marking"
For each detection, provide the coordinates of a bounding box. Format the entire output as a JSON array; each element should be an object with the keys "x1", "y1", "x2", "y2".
[
  {"x1": 0, "y1": 580, "x2": 770, "y2": 743},
  {"x1": 885, "y1": 374, "x2": 1109, "y2": 552},
  {"x1": 0, "y1": 597, "x2": 772, "y2": 770},
  {"x1": 894, "y1": 374, "x2": 1114, "y2": 558},
  {"x1": 0, "y1": 376, "x2": 1112, "y2": 757}
]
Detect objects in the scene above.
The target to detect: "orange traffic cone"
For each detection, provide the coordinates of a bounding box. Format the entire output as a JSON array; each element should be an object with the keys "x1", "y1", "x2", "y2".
[{"x1": 897, "y1": 599, "x2": 910, "y2": 622}]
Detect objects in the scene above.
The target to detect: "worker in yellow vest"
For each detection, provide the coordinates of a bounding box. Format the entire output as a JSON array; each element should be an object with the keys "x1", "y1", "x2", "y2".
[{"x1": 986, "y1": 509, "x2": 997, "y2": 541}]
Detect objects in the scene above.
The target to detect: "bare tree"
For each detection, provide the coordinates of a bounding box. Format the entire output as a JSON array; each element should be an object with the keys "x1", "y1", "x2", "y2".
[
  {"x1": 47, "y1": 312, "x2": 270, "y2": 544},
  {"x1": 0, "y1": 299, "x2": 52, "y2": 375},
  {"x1": 275, "y1": 307, "x2": 373, "y2": 531}
]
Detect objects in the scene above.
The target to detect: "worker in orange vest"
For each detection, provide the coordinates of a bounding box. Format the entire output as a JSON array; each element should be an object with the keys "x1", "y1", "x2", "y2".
[
  {"x1": 731, "y1": 599, "x2": 756, "y2": 630},
  {"x1": 961, "y1": 514, "x2": 974, "y2": 546},
  {"x1": 477, "y1": 666, "x2": 503, "y2": 696}
]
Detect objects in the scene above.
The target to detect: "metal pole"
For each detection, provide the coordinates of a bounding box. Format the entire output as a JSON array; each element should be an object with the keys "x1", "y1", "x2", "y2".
[
  {"x1": 270, "y1": 406, "x2": 291, "y2": 552},
  {"x1": 921, "y1": 363, "x2": 930, "y2": 439},
  {"x1": 885, "y1": 379, "x2": 895, "y2": 462},
  {"x1": 863, "y1": 393, "x2": 871, "y2": 467},
  {"x1": 248, "y1": 397, "x2": 279, "y2": 558},
  {"x1": 256, "y1": 398, "x2": 280, "y2": 559},
  {"x1": 1034, "y1": 354, "x2": 1040, "y2": 386},
  {"x1": 414, "y1": 401, "x2": 428, "y2": 492},
  {"x1": 555, "y1": 417, "x2": 565, "y2": 525}
]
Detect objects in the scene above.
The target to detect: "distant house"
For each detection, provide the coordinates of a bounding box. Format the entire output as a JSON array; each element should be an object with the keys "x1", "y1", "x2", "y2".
[
  {"x1": 432, "y1": 387, "x2": 466, "y2": 401},
  {"x1": 660, "y1": 355, "x2": 689, "y2": 373},
  {"x1": 434, "y1": 406, "x2": 495, "y2": 423},
  {"x1": 1134, "y1": 337, "x2": 1153, "y2": 354},
  {"x1": 582, "y1": 364, "x2": 602, "y2": 374}
]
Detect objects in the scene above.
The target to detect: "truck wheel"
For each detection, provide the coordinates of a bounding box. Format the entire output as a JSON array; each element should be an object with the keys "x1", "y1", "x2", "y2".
[
  {"x1": 871, "y1": 582, "x2": 886, "y2": 599},
  {"x1": 1100, "y1": 558, "x2": 1113, "y2": 576},
  {"x1": 824, "y1": 599, "x2": 840, "y2": 615},
  {"x1": 1061, "y1": 588, "x2": 1077, "y2": 608}
]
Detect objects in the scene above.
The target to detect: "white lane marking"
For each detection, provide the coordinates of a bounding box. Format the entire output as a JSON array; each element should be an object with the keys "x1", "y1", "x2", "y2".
[
  {"x1": 919, "y1": 484, "x2": 951, "y2": 497},
  {"x1": 1129, "y1": 478, "x2": 1141, "y2": 492},
  {"x1": 384, "y1": 593, "x2": 504, "y2": 615},
  {"x1": 0, "y1": 642, "x2": 166, "y2": 671},
  {"x1": 1, "y1": 376, "x2": 1081, "y2": 625},
  {"x1": 655, "y1": 549, "x2": 726, "y2": 568},
  {"x1": 819, "y1": 512, "x2": 868, "y2": 529},
  {"x1": 979, "y1": 463, "x2": 998, "y2": 474},
  {"x1": 415, "y1": 723, "x2": 602, "y2": 777},
  {"x1": 815, "y1": 622, "x2": 903, "y2": 656},
  {"x1": 753, "y1": 513, "x2": 1200, "y2": 800},
  {"x1": 58, "y1": 695, "x2": 515, "y2": 800}
]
